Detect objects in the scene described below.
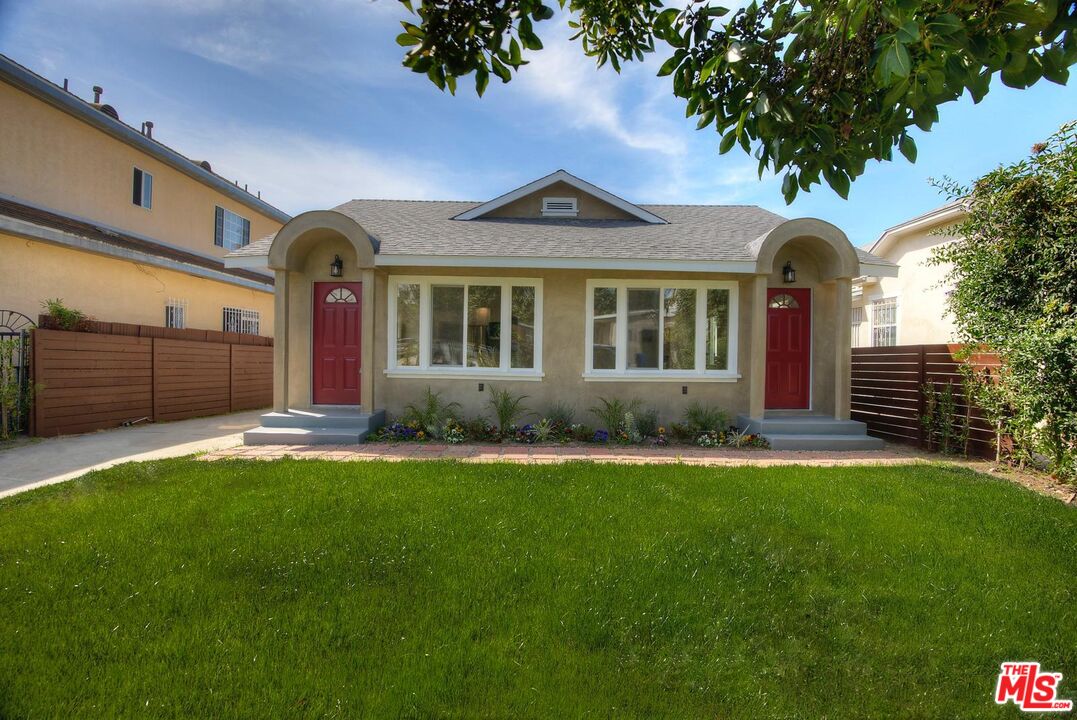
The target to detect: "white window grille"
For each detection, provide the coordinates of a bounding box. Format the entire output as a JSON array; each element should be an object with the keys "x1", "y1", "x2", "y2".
[
  {"x1": 851, "y1": 306, "x2": 865, "y2": 348},
  {"x1": 165, "y1": 298, "x2": 187, "y2": 329},
  {"x1": 223, "y1": 307, "x2": 259, "y2": 335},
  {"x1": 871, "y1": 297, "x2": 898, "y2": 347}
]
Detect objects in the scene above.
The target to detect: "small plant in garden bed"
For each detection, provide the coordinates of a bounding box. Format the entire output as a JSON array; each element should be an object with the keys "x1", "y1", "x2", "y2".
[
  {"x1": 695, "y1": 428, "x2": 770, "y2": 449},
  {"x1": 403, "y1": 387, "x2": 460, "y2": 440},
  {"x1": 488, "y1": 387, "x2": 529, "y2": 434},
  {"x1": 374, "y1": 421, "x2": 422, "y2": 442}
]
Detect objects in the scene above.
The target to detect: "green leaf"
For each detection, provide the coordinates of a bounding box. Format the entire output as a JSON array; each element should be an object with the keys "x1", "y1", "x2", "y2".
[
  {"x1": 509, "y1": 38, "x2": 522, "y2": 66},
  {"x1": 882, "y1": 40, "x2": 912, "y2": 81},
  {"x1": 475, "y1": 65, "x2": 490, "y2": 97},
  {"x1": 657, "y1": 51, "x2": 684, "y2": 77},
  {"x1": 490, "y1": 57, "x2": 512, "y2": 83},
  {"x1": 781, "y1": 172, "x2": 799, "y2": 204},
  {"x1": 822, "y1": 165, "x2": 850, "y2": 199},
  {"x1": 719, "y1": 131, "x2": 737, "y2": 154},
  {"x1": 899, "y1": 134, "x2": 917, "y2": 163},
  {"x1": 533, "y1": 5, "x2": 555, "y2": 20},
  {"x1": 896, "y1": 20, "x2": 920, "y2": 44},
  {"x1": 396, "y1": 33, "x2": 422, "y2": 47}
]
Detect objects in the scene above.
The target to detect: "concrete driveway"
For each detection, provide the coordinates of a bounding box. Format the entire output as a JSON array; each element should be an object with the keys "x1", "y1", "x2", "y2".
[{"x1": 0, "y1": 410, "x2": 261, "y2": 498}]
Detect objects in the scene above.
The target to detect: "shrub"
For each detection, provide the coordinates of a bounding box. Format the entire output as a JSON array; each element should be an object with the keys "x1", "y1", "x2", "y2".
[
  {"x1": 570, "y1": 424, "x2": 595, "y2": 442},
  {"x1": 464, "y1": 417, "x2": 499, "y2": 442},
  {"x1": 636, "y1": 408, "x2": 660, "y2": 438},
  {"x1": 487, "y1": 387, "x2": 529, "y2": 433},
  {"x1": 618, "y1": 412, "x2": 643, "y2": 444},
  {"x1": 403, "y1": 387, "x2": 461, "y2": 440},
  {"x1": 589, "y1": 396, "x2": 641, "y2": 437},
  {"x1": 42, "y1": 298, "x2": 86, "y2": 331},
  {"x1": 545, "y1": 402, "x2": 576, "y2": 428},
  {"x1": 668, "y1": 422, "x2": 694, "y2": 442},
  {"x1": 932, "y1": 121, "x2": 1077, "y2": 479},
  {"x1": 533, "y1": 418, "x2": 556, "y2": 443},
  {"x1": 921, "y1": 381, "x2": 971, "y2": 456},
  {"x1": 683, "y1": 401, "x2": 730, "y2": 433}
]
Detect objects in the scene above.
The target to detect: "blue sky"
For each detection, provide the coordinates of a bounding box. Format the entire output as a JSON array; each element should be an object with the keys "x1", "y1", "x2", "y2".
[{"x1": 2, "y1": 0, "x2": 1075, "y2": 246}]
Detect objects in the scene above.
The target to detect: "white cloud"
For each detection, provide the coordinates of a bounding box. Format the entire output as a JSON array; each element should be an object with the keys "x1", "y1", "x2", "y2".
[
  {"x1": 511, "y1": 26, "x2": 687, "y2": 157},
  {"x1": 158, "y1": 120, "x2": 465, "y2": 214}
]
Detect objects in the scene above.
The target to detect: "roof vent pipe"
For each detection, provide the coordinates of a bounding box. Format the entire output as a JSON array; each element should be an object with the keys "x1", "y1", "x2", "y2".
[
  {"x1": 143, "y1": 121, "x2": 153, "y2": 139},
  {"x1": 92, "y1": 85, "x2": 103, "y2": 103},
  {"x1": 63, "y1": 78, "x2": 69, "y2": 92}
]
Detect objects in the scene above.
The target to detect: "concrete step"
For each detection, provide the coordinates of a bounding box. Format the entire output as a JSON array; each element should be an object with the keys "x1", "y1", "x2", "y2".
[
  {"x1": 260, "y1": 408, "x2": 385, "y2": 430},
  {"x1": 763, "y1": 433, "x2": 886, "y2": 451},
  {"x1": 243, "y1": 426, "x2": 373, "y2": 445},
  {"x1": 736, "y1": 414, "x2": 871, "y2": 436}
]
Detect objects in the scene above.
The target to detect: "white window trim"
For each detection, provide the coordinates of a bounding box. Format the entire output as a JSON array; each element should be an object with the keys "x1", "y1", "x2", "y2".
[
  {"x1": 386, "y1": 275, "x2": 544, "y2": 379},
  {"x1": 582, "y1": 278, "x2": 740, "y2": 381}
]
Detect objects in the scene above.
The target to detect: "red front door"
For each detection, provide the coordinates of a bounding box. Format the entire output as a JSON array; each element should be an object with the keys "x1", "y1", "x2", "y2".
[
  {"x1": 765, "y1": 288, "x2": 811, "y2": 410},
  {"x1": 313, "y1": 282, "x2": 362, "y2": 405}
]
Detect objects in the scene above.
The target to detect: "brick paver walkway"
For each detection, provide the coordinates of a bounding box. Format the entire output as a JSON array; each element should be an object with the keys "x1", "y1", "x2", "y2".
[{"x1": 201, "y1": 441, "x2": 938, "y2": 467}]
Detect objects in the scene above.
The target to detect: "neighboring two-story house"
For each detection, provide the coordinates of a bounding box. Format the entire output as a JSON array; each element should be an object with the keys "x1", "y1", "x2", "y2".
[
  {"x1": 0, "y1": 54, "x2": 289, "y2": 335},
  {"x1": 851, "y1": 201, "x2": 965, "y2": 347}
]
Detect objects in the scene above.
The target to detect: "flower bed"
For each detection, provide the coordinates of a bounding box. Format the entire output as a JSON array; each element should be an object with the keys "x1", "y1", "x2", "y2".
[{"x1": 372, "y1": 388, "x2": 770, "y2": 449}]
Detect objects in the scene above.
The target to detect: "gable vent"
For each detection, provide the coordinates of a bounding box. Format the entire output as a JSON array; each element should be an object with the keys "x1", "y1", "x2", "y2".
[{"x1": 541, "y1": 197, "x2": 578, "y2": 217}]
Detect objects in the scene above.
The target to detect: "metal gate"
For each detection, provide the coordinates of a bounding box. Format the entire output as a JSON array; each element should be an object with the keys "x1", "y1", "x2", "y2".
[{"x1": 0, "y1": 310, "x2": 35, "y2": 438}]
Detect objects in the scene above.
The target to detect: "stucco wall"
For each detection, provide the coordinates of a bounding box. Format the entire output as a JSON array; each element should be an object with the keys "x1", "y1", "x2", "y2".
[
  {"x1": 0, "y1": 82, "x2": 282, "y2": 257},
  {"x1": 353, "y1": 261, "x2": 841, "y2": 425},
  {"x1": 0, "y1": 232, "x2": 274, "y2": 333},
  {"x1": 852, "y1": 225, "x2": 956, "y2": 346}
]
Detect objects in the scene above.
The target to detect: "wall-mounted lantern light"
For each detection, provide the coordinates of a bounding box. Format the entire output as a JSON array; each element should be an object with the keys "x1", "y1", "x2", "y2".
[
  {"x1": 782, "y1": 261, "x2": 796, "y2": 284},
  {"x1": 330, "y1": 255, "x2": 343, "y2": 278}
]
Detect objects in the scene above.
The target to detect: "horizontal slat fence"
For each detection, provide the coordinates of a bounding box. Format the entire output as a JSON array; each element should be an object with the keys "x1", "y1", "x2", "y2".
[
  {"x1": 851, "y1": 343, "x2": 999, "y2": 458},
  {"x1": 32, "y1": 327, "x2": 273, "y2": 437}
]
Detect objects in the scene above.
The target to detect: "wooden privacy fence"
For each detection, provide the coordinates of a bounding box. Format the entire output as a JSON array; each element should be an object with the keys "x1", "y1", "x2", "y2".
[
  {"x1": 851, "y1": 343, "x2": 1000, "y2": 458},
  {"x1": 31, "y1": 326, "x2": 272, "y2": 437}
]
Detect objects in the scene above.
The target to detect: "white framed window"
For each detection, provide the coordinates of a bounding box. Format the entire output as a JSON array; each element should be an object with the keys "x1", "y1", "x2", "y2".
[
  {"x1": 584, "y1": 279, "x2": 739, "y2": 381},
  {"x1": 871, "y1": 297, "x2": 898, "y2": 347},
  {"x1": 214, "y1": 206, "x2": 250, "y2": 251},
  {"x1": 387, "y1": 276, "x2": 543, "y2": 379},
  {"x1": 165, "y1": 298, "x2": 187, "y2": 329},
  {"x1": 223, "y1": 307, "x2": 259, "y2": 335},
  {"x1": 132, "y1": 167, "x2": 152, "y2": 209},
  {"x1": 851, "y1": 306, "x2": 865, "y2": 348}
]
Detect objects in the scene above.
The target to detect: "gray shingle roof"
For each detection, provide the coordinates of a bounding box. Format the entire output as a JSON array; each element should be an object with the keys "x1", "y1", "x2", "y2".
[{"x1": 229, "y1": 199, "x2": 894, "y2": 267}]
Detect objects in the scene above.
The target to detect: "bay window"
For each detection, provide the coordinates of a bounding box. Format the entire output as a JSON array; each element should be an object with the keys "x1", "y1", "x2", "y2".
[
  {"x1": 585, "y1": 279, "x2": 738, "y2": 379},
  {"x1": 388, "y1": 276, "x2": 543, "y2": 377}
]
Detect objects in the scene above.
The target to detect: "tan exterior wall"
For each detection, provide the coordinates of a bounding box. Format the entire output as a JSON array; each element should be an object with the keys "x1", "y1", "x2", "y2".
[
  {"x1": 0, "y1": 82, "x2": 282, "y2": 257},
  {"x1": 483, "y1": 180, "x2": 638, "y2": 220},
  {"x1": 299, "y1": 258, "x2": 841, "y2": 424},
  {"x1": 0, "y1": 232, "x2": 274, "y2": 333},
  {"x1": 852, "y1": 225, "x2": 956, "y2": 346}
]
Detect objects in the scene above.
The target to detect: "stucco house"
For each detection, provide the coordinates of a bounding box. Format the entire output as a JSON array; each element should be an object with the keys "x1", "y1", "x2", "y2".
[
  {"x1": 225, "y1": 170, "x2": 897, "y2": 449},
  {"x1": 852, "y1": 201, "x2": 965, "y2": 347},
  {"x1": 0, "y1": 54, "x2": 286, "y2": 336}
]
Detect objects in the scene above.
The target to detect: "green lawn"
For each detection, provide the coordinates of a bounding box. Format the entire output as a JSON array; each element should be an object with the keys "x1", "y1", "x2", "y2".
[{"x1": 0, "y1": 460, "x2": 1073, "y2": 719}]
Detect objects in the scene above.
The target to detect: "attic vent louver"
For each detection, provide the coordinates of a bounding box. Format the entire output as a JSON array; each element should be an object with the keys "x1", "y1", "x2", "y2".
[{"x1": 541, "y1": 197, "x2": 578, "y2": 217}]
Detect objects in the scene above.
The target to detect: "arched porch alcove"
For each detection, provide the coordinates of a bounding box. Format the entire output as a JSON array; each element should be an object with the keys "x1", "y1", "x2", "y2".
[
  {"x1": 268, "y1": 211, "x2": 377, "y2": 412},
  {"x1": 744, "y1": 219, "x2": 861, "y2": 420}
]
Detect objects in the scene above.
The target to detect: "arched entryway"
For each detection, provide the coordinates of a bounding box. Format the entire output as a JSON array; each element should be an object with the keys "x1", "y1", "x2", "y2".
[
  {"x1": 267, "y1": 211, "x2": 377, "y2": 412},
  {"x1": 745, "y1": 219, "x2": 862, "y2": 420}
]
